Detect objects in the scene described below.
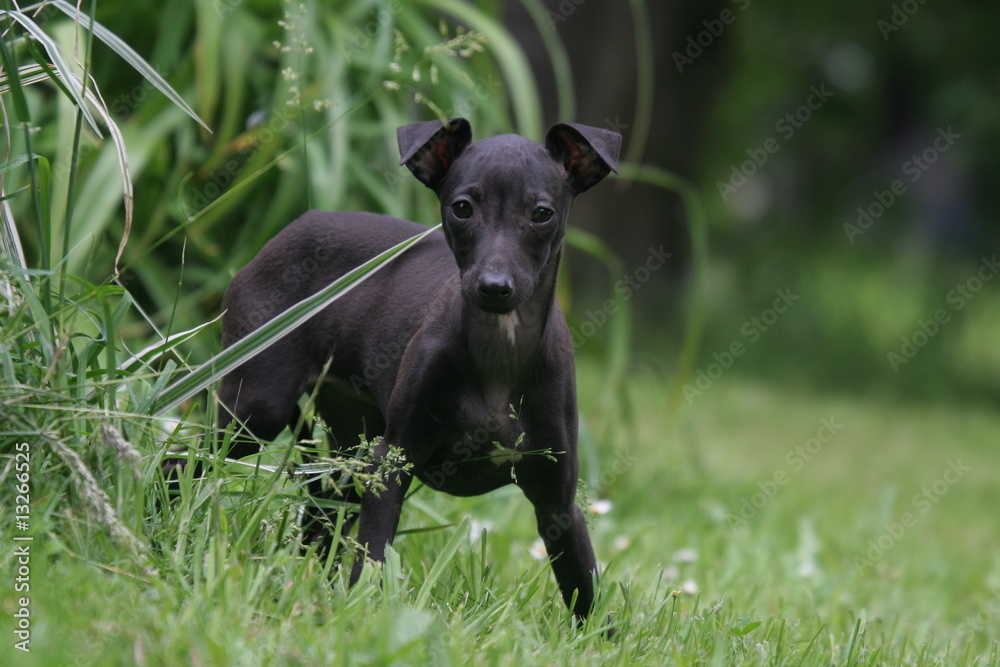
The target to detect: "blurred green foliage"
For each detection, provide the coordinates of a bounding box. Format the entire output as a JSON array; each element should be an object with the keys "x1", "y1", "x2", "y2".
[
  {"x1": 9, "y1": 0, "x2": 995, "y2": 407},
  {"x1": 667, "y1": 0, "x2": 1000, "y2": 406},
  {"x1": 4, "y1": 0, "x2": 553, "y2": 363}
]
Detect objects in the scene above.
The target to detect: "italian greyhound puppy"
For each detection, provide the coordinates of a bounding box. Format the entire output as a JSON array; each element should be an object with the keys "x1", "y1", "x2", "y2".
[{"x1": 216, "y1": 117, "x2": 621, "y2": 624}]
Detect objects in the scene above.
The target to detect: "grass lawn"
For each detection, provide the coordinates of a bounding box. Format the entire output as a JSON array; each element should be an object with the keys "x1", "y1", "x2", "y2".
[{"x1": 3, "y1": 355, "x2": 998, "y2": 665}]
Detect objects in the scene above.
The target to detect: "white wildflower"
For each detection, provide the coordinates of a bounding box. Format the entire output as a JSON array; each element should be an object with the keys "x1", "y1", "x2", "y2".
[{"x1": 673, "y1": 547, "x2": 698, "y2": 563}]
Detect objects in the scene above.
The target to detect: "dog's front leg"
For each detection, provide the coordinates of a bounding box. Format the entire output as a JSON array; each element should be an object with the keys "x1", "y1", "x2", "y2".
[
  {"x1": 348, "y1": 437, "x2": 413, "y2": 585},
  {"x1": 534, "y1": 500, "x2": 599, "y2": 621}
]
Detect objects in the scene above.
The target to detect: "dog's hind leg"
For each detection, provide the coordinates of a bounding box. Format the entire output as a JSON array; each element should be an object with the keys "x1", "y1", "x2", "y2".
[
  {"x1": 301, "y1": 384, "x2": 386, "y2": 558},
  {"x1": 161, "y1": 345, "x2": 307, "y2": 495},
  {"x1": 215, "y1": 346, "x2": 311, "y2": 460}
]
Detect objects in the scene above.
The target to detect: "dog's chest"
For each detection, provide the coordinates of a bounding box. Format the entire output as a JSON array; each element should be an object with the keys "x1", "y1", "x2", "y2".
[
  {"x1": 451, "y1": 384, "x2": 524, "y2": 455},
  {"x1": 434, "y1": 316, "x2": 531, "y2": 446},
  {"x1": 416, "y1": 383, "x2": 528, "y2": 495}
]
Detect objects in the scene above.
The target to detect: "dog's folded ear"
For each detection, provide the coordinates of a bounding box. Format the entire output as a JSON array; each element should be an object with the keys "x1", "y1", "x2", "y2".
[
  {"x1": 398, "y1": 118, "x2": 473, "y2": 190},
  {"x1": 545, "y1": 123, "x2": 622, "y2": 194}
]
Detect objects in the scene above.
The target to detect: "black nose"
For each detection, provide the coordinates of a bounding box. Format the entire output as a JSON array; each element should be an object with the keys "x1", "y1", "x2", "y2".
[{"x1": 477, "y1": 273, "x2": 514, "y2": 305}]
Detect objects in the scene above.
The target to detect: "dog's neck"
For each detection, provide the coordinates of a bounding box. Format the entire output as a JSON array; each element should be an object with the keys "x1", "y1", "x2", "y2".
[{"x1": 463, "y1": 250, "x2": 562, "y2": 385}]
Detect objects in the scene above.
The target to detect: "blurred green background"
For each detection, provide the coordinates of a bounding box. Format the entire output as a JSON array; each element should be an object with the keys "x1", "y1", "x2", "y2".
[{"x1": 8, "y1": 0, "x2": 999, "y2": 404}]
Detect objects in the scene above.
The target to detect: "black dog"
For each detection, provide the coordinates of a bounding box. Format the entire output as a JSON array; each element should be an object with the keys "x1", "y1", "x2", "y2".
[{"x1": 217, "y1": 118, "x2": 620, "y2": 623}]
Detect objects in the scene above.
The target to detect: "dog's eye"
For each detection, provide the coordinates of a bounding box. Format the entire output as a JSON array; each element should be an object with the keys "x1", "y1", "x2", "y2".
[
  {"x1": 531, "y1": 206, "x2": 554, "y2": 224},
  {"x1": 451, "y1": 201, "x2": 473, "y2": 219}
]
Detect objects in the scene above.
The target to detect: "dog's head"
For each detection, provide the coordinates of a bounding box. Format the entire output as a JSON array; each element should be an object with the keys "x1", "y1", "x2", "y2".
[{"x1": 398, "y1": 118, "x2": 620, "y2": 314}]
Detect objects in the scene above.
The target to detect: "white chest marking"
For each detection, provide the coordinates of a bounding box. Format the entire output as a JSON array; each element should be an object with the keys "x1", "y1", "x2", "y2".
[{"x1": 497, "y1": 311, "x2": 519, "y2": 344}]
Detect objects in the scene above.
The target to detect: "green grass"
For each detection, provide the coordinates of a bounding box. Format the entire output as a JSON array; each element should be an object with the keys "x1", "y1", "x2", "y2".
[{"x1": 3, "y1": 347, "x2": 1000, "y2": 665}]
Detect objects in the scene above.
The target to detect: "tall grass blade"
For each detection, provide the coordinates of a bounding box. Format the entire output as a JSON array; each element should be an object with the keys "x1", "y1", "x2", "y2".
[
  {"x1": 71, "y1": 72, "x2": 133, "y2": 273},
  {"x1": 3, "y1": 9, "x2": 101, "y2": 135},
  {"x1": 419, "y1": 0, "x2": 541, "y2": 137},
  {"x1": 617, "y1": 163, "x2": 707, "y2": 415},
  {"x1": 0, "y1": 201, "x2": 27, "y2": 267},
  {"x1": 0, "y1": 152, "x2": 43, "y2": 175},
  {"x1": 0, "y1": 36, "x2": 32, "y2": 271},
  {"x1": 61, "y1": 0, "x2": 98, "y2": 299},
  {"x1": 624, "y1": 0, "x2": 654, "y2": 166},
  {"x1": 153, "y1": 224, "x2": 441, "y2": 415},
  {"x1": 0, "y1": 63, "x2": 59, "y2": 91},
  {"x1": 516, "y1": 0, "x2": 576, "y2": 120},
  {"x1": 119, "y1": 314, "x2": 222, "y2": 373},
  {"x1": 564, "y1": 226, "x2": 632, "y2": 473},
  {"x1": 6, "y1": 62, "x2": 135, "y2": 273},
  {"x1": 0, "y1": 31, "x2": 48, "y2": 308},
  {"x1": 45, "y1": 0, "x2": 211, "y2": 131},
  {"x1": 414, "y1": 516, "x2": 469, "y2": 608},
  {"x1": 564, "y1": 227, "x2": 631, "y2": 384}
]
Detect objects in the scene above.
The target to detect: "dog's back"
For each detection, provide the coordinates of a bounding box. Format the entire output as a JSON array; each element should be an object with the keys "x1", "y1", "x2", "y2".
[
  {"x1": 222, "y1": 211, "x2": 451, "y2": 348},
  {"x1": 219, "y1": 211, "x2": 453, "y2": 444}
]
